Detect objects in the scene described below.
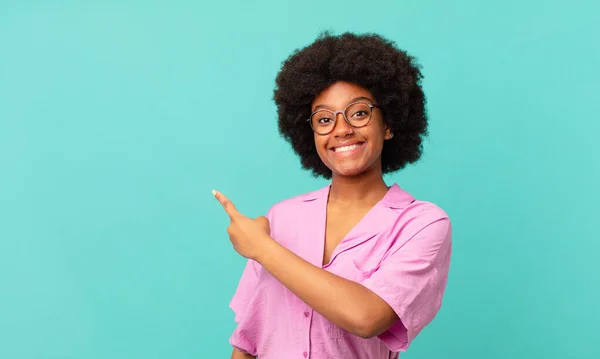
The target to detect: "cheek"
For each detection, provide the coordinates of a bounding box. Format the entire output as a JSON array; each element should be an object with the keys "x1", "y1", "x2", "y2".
[
  {"x1": 363, "y1": 129, "x2": 386, "y2": 159},
  {"x1": 371, "y1": 124, "x2": 388, "y2": 147},
  {"x1": 313, "y1": 135, "x2": 328, "y2": 157}
]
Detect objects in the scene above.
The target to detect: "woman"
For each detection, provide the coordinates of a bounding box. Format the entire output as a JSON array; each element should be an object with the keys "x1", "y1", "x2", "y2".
[{"x1": 213, "y1": 31, "x2": 452, "y2": 359}]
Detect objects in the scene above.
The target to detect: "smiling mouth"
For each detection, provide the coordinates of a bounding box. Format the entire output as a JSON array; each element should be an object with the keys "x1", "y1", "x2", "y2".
[{"x1": 331, "y1": 142, "x2": 364, "y2": 153}]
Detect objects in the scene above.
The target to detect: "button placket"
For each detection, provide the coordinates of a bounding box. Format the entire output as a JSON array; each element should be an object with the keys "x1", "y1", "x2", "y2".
[{"x1": 303, "y1": 308, "x2": 312, "y2": 358}]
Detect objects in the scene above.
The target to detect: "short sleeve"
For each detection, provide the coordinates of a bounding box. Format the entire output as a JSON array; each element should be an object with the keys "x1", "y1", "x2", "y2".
[
  {"x1": 229, "y1": 258, "x2": 261, "y2": 323},
  {"x1": 228, "y1": 207, "x2": 273, "y2": 355},
  {"x1": 229, "y1": 207, "x2": 273, "y2": 322},
  {"x1": 360, "y1": 217, "x2": 452, "y2": 352}
]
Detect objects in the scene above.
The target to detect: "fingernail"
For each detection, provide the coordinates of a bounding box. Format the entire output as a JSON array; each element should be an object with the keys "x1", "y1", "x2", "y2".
[{"x1": 211, "y1": 189, "x2": 217, "y2": 197}]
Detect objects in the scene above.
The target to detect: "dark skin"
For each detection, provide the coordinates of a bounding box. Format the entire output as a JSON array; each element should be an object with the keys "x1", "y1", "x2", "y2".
[{"x1": 220, "y1": 82, "x2": 398, "y2": 359}]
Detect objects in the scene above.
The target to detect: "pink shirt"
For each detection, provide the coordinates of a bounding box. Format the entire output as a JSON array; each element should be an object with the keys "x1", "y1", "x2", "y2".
[{"x1": 229, "y1": 184, "x2": 452, "y2": 359}]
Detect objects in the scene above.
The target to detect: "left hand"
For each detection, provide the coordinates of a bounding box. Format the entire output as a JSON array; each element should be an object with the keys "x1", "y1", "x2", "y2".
[{"x1": 212, "y1": 189, "x2": 273, "y2": 260}]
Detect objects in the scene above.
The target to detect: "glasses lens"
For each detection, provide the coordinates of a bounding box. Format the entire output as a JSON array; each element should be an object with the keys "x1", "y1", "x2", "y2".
[
  {"x1": 345, "y1": 103, "x2": 372, "y2": 127},
  {"x1": 311, "y1": 110, "x2": 335, "y2": 134}
]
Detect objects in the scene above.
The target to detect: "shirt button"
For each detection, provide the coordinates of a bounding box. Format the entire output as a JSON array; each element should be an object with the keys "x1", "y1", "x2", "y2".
[
  {"x1": 303, "y1": 351, "x2": 308, "y2": 358},
  {"x1": 304, "y1": 311, "x2": 309, "y2": 318}
]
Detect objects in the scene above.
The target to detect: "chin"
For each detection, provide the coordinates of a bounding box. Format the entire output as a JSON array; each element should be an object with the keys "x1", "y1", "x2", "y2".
[{"x1": 331, "y1": 164, "x2": 369, "y2": 177}]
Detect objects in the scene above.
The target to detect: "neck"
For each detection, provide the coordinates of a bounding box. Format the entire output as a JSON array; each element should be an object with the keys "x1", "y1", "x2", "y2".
[{"x1": 328, "y1": 167, "x2": 389, "y2": 207}]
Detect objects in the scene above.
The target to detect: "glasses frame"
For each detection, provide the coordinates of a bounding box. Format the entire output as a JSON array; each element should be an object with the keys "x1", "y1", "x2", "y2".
[{"x1": 307, "y1": 101, "x2": 380, "y2": 135}]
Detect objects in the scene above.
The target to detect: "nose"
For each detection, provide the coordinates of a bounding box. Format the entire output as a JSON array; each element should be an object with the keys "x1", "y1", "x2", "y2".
[{"x1": 332, "y1": 112, "x2": 353, "y2": 137}]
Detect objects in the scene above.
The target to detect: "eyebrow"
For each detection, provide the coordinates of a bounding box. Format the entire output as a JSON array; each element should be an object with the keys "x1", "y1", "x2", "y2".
[{"x1": 313, "y1": 96, "x2": 375, "y2": 111}]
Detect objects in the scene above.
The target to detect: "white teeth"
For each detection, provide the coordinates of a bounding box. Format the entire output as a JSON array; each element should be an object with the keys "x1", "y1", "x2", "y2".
[{"x1": 333, "y1": 144, "x2": 360, "y2": 152}]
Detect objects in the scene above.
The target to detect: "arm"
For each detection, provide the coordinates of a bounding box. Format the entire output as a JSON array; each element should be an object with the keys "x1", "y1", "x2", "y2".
[
  {"x1": 212, "y1": 191, "x2": 444, "y2": 340},
  {"x1": 231, "y1": 347, "x2": 255, "y2": 359},
  {"x1": 212, "y1": 190, "x2": 388, "y2": 337},
  {"x1": 256, "y1": 240, "x2": 397, "y2": 338},
  {"x1": 255, "y1": 216, "x2": 452, "y2": 347}
]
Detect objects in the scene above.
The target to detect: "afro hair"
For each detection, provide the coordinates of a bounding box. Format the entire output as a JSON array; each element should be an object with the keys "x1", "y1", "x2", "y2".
[{"x1": 273, "y1": 31, "x2": 428, "y2": 179}]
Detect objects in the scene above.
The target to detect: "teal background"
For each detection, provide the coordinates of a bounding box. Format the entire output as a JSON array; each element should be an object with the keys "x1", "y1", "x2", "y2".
[{"x1": 1, "y1": 0, "x2": 598, "y2": 358}]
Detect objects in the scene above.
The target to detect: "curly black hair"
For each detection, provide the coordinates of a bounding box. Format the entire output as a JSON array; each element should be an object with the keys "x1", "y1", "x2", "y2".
[{"x1": 273, "y1": 31, "x2": 428, "y2": 179}]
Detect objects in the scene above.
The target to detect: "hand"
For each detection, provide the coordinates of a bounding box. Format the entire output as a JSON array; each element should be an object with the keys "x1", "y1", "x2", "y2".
[{"x1": 212, "y1": 189, "x2": 273, "y2": 261}]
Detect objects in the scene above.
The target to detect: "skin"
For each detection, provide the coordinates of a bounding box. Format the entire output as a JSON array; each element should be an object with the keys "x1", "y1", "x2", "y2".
[{"x1": 221, "y1": 82, "x2": 398, "y2": 359}]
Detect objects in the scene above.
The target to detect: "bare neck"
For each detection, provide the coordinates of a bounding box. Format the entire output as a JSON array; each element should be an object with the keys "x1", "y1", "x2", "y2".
[{"x1": 328, "y1": 170, "x2": 389, "y2": 208}]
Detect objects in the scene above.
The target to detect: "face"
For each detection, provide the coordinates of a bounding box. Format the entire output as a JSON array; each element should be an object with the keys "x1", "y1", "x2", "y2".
[{"x1": 311, "y1": 81, "x2": 391, "y2": 178}]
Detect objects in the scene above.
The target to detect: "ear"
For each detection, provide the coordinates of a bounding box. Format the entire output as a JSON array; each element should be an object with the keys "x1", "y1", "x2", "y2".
[{"x1": 384, "y1": 125, "x2": 393, "y2": 140}]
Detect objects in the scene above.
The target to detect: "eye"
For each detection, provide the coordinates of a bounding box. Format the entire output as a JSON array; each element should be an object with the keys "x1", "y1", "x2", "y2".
[
  {"x1": 312, "y1": 111, "x2": 334, "y2": 126},
  {"x1": 346, "y1": 103, "x2": 372, "y2": 120},
  {"x1": 350, "y1": 110, "x2": 369, "y2": 118}
]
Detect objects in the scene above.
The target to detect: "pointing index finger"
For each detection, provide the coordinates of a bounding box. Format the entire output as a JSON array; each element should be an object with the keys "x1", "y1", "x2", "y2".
[{"x1": 212, "y1": 189, "x2": 238, "y2": 217}]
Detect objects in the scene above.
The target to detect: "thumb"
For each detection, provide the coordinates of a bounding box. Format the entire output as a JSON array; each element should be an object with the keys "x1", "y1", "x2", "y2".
[{"x1": 256, "y1": 216, "x2": 270, "y2": 234}]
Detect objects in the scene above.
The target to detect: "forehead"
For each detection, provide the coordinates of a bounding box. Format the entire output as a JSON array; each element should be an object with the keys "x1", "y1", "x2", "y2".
[{"x1": 311, "y1": 82, "x2": 374, "y2": 110}]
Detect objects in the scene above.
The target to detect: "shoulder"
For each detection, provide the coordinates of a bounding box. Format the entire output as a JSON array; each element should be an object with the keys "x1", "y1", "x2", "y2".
[
  {"x1": 381, "y1": 198, "x2": 452, "y2": 265},
  {"x1": 381, "y1": 184, "x2": 451, "y2": 243},
  {"x1": 263, "y1": 185, "x2": 328, "y2": 244},
  {"x1": 388, "y1": 199, "x2": 452, "y2": 252}
]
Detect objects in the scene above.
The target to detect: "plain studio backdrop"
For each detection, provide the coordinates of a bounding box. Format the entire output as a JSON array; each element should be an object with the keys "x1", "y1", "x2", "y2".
[{"x1": 1, "y1": 1, "x2": 598, "y2": 358}]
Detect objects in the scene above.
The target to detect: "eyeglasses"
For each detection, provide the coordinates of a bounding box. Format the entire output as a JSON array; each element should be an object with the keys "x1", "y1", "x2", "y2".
[{"x1": 307, "y1": 101, "x2": 380, "y2": 135}]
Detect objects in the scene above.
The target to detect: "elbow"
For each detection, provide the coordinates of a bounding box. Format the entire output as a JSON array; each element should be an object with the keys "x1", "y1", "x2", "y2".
[
  {"x1": 350, "y1": 314, "x2": 384, "y2": 339},
  {"x1": 354, "y1": 328, "x2": 377, "y2": 339},
  {"x1": 353, "y1": 321, "x2": 379, "y2": 339},
  {"x1": 350, "y1": 307, "x2": 398, "y2": 339}
]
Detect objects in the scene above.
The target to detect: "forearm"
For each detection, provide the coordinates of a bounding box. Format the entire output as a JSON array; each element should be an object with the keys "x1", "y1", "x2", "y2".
[
  {"x1": 231, "y1": 347, "x2": 255, "y2": 359},
  {"x1": 256, "y1": 239, "x2": 394, "y2": 337}
]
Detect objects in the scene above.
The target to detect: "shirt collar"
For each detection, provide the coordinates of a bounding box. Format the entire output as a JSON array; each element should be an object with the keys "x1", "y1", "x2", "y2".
[{"x1": 301, "y1": 183, "x2": 415, "y2": 209}]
